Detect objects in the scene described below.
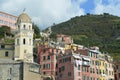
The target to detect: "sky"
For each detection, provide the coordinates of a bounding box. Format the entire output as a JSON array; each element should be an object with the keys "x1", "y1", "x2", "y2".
[{"x1": 0, "y1": 0, "x2": 120, "y2": 29}]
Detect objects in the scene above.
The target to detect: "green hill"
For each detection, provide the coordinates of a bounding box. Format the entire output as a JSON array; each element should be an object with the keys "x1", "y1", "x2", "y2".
[{"x1": 51, "y1": 13, "x2": 120, "y2": 61}]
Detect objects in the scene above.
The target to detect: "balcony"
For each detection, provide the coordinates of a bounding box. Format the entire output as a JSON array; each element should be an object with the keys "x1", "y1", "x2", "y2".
[{"x1": 82, "y1": 61, "x2": 90, "y2": 66}]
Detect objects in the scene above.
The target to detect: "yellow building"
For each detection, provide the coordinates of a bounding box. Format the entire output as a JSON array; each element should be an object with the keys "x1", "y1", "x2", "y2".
[
  {"x1": 65, "y1": 44, "x2": 71, "y2": 50},
  {"x1": 0, "y1": 43, "x2": 14, "y2": 59},
  {"x1": 98, "y1": 53, "x2": 107, "y2": 80}
]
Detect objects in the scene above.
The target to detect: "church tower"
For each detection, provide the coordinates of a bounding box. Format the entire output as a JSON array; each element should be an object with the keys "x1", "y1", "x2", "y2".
[{"x1": 14, "y1": 11, "x2": 34, "y2": 62}]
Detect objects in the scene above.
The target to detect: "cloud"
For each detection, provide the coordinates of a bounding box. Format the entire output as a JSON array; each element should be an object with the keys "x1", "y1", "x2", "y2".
[
  {"x1": 93, "y1": 0, "x2": 120, "y2": 16},
  {"x1": 0, "y1": 0, "x2": 87, "y2": 29}
]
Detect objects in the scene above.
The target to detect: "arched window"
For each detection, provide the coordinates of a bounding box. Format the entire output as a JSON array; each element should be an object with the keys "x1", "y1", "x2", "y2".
[
  {"x1": 29, "y1": 39, "x2": 31, "y2": 45},
  {"x1": 17, "y1": 39, "x2": 19, "y2": 45},
  {"x1": 23, "y1": 38, "x2": 26, "y2": 44},
  {"x1": 5, "y1": 51, "x2": 9, "y2": 57},
  {"x1": 29, "y1": 25, "x2": 31, "y2": 30},
  {"x1": 23, "y1": 24, "x2": 26, "y2": 29}
]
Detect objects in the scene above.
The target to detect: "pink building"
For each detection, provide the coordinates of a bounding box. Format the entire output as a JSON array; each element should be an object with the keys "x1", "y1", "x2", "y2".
[
  {"x1": 57, "y1": 52, "x2": 82, "y2": 80},
  {"x1": 75, "y1": 49, "x2": 91, "y2": 80},
  {"x1": 0, "y1": 11, "x2": 17, "y2": 29},
  {"x1": 57, "y1": 34, "x2": 73, "y2": 44},
  {"x1": 38, "y1": 44, "x2": 61, "y2": 79},
  {"x1": 89, "y1": 49, "x2": 100, "y2": 80}
]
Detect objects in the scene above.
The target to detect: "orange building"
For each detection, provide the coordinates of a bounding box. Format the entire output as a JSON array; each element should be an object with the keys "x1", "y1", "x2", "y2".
[{"x1": 0, "y1": 11, "x2": 17, "y2": 29}]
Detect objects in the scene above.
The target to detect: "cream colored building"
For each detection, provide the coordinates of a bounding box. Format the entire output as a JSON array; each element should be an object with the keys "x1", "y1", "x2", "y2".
[
  {"x1": 14, "y1": 11, "x2": 34, "y2": 62},
  {"x1": 0, "y1": 43, "x2": 14, "y2": 59}
]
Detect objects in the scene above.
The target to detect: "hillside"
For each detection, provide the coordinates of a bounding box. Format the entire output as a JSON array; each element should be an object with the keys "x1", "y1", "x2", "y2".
[{"x1": 51, "y1": 13, "x2": 120, "y2": 61}]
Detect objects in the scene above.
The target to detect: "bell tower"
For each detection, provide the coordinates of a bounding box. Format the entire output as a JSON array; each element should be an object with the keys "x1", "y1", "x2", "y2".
[{"x1": 14, "y1": 11, "x2": 34, "y2": 62}]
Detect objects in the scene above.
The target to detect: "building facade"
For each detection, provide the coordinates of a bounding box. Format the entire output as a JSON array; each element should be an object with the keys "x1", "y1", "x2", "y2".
[
  {"x1": 0, "y1": 60, "x2": 41, "y2": 80},
  {"x1": 0, "y1": 11, "x2": 17, "y2": 29},
  {"x1": 57, "y1": 53, "x2": 82, "y2": 80},
  {"x1": 0, "y1": 43, "x2": 14, "y2": 60},
  {"x1": 38, "y1": 44, "x2": 61, "y2": 80}
]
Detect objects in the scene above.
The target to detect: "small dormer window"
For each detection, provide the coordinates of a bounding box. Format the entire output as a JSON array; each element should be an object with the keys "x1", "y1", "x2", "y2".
[{"x1": 23, "y1": 24, "x2": 26, "y2": 29}]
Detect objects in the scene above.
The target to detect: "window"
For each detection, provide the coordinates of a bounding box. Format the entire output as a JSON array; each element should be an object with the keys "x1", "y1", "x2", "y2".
[
  {"x1": 29, "y1": 25, "x2": 31, "y2": 30},
  {"x1": 99, "y1": 62, "x2": 101, "y2": 66},
  {"x1": 10, "y1": 68, "x2": 12, "y2": 74},
  {"x1": 68, "y1": 72, "x2": 71, "y2": 77},
  {"x1": 96, "y1": 69, "x2": 98, "y2": 74},
  {"x1": 78, "y1": 65, "x2": 80, "y2": 70},
  {"x1": 29, "y1": 39, "x2": 31, "y2": 45},
  {"x1": 60, "y1": 74, "x2": 62, "y2": 77},
  {"x1": 90, "y1": 68, "x2": 92, "y2": 73},
  {"x1": 62, "y1": 37, "x2": 64, "y2": 41},
  {"x1": 61, "y1": 66, "x2": 65, "y2": 71},
  {"x1": 82, "y1": 67, "x2": 85, "y2": 72},
  {"x1": 91, "y1": 77, "x2": 92, "y2": 80},
  {"x1": 59, "y1": 68, "x2": 61, "y2": 73},
  {"x1": 23, "y1": 38, "x2": 26, "y2": 44},
  {"x1": 78, "y1": 72, "x2": 80, "y2": 76},
  {"x1": 45, "y1": 64, "x2": 50, "y2": 69},
  {"x1": 56, "y1": 64, "x2": 58, "y2": 68},
  {"x1": 43, "y1": 56, "x2": 46, "y2": 61},
  {"x1": 23, "y1": 24, "x2": 26, "y2": 29},
  {"x1": 103, "y1": 70, "x2": 105, "y2": 74},
  {"x1": 43, "y1": 72, "x2": 46, "y2": 75},
  {"x1": 43, "y1": 64, "x2": 45, "y2": 69},
  {"x1": 100, "y1": 70, "x2": 102, "y2": 74},
  {"x1": 87, "y1": 67, "x2": 89, "y2": 72},
  {"x1": 56, "y1": 72, "x2": 58, "y2": 76},
  {"x1": 48, "y1": 64, "x2": 50, "y2": 69},
  {"x1": 87, "y1": 76, "x2": 89, "y2": 80},
  {"x1": 96, "y1": 61, "x2": 99, "y2": 66},
  {"x1": 92, "y1": 60, "x2": 94, "y2": 65},
  {"x1": 93, "y1": 68, "x2": 95, "y2": 73},
  {"x1": 17, "y1": 39, "x2": 19, "y2": 45},
  {"x1": 47, "y1": 55, "x2": 50, "y2": 60},
  {"x1": 1, "y1": 45, "x2": 5, "y2": 49},
  {"x1": 24, "y1": 50, "x2": 27, "y2": 53},
  {"x1": 18, "y1": 25, "x2": 20, "y2": 29},
  {"x1": 83, "y1": 76, "x2": 86, "y2": 80},
  {"x1": 5, "y1": 51, "x2": 9, "y2": 57}
]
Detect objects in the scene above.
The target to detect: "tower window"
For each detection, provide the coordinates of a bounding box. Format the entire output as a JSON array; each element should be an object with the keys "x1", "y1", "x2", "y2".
[
  {"x1": 23, "y1": 38, "x2": 26, "y2": 44},
  {"x1": 10, "y1": 68, "x2": 12, "y2": 74},
  {"x1": 5, "y1": 51, "x2": 9, "y2": 57},
  {"x1": 29, "y1": 25, "x2": 31, "y2": 30},
  {"x1": 23, "y1": 24, "x2": 26, "y2": 29},
  {"x1": 24, "y1": 50, "x2": 27, "y2": 53},
  {"x1": 17, "y1": 39, "x2": 19, "y2": 45},
  {"x1": 29, "y1": 39, "x2": 31, "y2": 45}
]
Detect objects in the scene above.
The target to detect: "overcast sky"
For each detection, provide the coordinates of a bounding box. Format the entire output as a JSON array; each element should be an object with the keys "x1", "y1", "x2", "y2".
[{"x1": 0, "y1": 0, "x2": 120, "y2": 29}]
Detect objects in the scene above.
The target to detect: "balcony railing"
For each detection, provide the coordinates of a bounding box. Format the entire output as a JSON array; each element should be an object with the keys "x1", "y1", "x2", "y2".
[{"x1": 82, "y1": 61, "x2": 90, "y2": 66}]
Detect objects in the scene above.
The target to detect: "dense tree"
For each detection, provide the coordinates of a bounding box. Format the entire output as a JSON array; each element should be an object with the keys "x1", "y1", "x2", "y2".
[
  {"x1": 0, "y1": 26, "x2": 12, "y2": 39},
  {"x1": 32, "y1": 23, "x2": 41, "y2": 39}
]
